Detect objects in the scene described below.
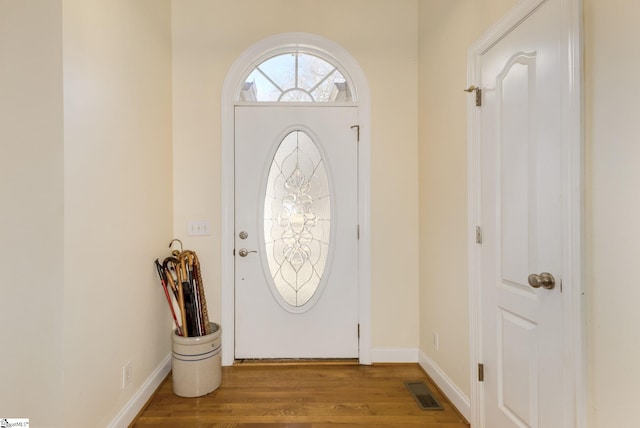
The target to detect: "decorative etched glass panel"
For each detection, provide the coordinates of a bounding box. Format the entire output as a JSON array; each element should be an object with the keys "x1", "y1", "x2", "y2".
[
  {"x1": 243, "y1": 52, "x2": 352, "y2": 102},
  {"x1": 264, "y1": 130, "x2": 331, "y2": 308}
]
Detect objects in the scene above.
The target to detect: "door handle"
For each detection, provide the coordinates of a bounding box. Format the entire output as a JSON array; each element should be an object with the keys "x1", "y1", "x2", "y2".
[
  {"x1": 238, "y1": 248, "x2": 257, "y2": 257},
  {"x1": 527, "y1": 272, "x2": 556, "y2": 290}
]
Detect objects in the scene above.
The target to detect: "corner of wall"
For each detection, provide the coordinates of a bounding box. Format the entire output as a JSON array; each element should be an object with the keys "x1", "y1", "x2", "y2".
[{"x1": 418, "y1": 349, "x2": 471, "y2": 422}]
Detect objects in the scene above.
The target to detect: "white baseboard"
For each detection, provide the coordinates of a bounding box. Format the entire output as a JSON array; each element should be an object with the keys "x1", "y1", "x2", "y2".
[
  {"x1": 370, "y1": 347, "x2": 418, "y2": 363},
  {"x1": 107, "y1": 353, "x2": 171, "y2": 428},
  {"x1": 418, "y1": 349, "x2": 471, "y2": 421}
]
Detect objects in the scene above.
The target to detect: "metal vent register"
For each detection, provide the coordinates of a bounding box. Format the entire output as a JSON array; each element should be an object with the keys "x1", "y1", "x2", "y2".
[{"x1": 404, "y1": 381, "x2": 443, "y2": 410}]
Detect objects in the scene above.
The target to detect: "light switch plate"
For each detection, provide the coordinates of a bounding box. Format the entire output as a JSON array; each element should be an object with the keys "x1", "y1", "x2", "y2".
[{"x1": 188, "y1": 221, "x2": 211, "y2": 236}]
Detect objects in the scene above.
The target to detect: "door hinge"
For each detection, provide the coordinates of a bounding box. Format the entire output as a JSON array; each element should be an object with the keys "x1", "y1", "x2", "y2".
[
  {"x1": 478, "y1": 363, "x2": 484, "y2": 382},
  {"x1": 358, "y1": 323, "x2": 360, "y2": 339},
  {"x1": 464, "y1": 85, "x2": 482, "y2": 107},
  {"x1": 351, "y1": 125, "x2": 360, "y2": 142},
  {"x1": 357, "y1": 224, "x2": 360, "y2": 240},
  {"x1": 476, "y1": 226, "x2": 482, "y2": 244}
]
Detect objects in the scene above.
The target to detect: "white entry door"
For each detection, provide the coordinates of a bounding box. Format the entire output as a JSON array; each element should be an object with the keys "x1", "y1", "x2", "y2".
[
  {"x1": 234, "y1": 105, "x2": 359, "y2": 359},
  {"x1": 476, "y1": 0, "x2": 572, "y2": 426}
]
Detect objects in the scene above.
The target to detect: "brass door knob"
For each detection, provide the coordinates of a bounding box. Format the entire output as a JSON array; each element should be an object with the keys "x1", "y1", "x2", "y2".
[{"x1": 527, "y1": 272, "x2": 556, "y2": 290}]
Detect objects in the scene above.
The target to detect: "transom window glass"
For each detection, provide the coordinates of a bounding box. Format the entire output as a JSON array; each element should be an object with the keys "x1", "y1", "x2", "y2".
[{"x1": 241, "y1": 52, "x2": 352, "y2": 102}]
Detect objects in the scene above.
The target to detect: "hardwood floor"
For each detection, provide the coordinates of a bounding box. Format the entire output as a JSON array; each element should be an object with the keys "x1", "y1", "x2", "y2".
[{"x1": 131, "y1": 362, "x2": 469, "y2": 427}]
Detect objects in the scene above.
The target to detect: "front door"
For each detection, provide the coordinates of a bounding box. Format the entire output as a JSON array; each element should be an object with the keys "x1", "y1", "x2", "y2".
[
  {"x1": 234, "y1": 105, "x2": 359, "y2": 359},
  {"x1": 477, "y1": 0, "x2": 571, "y2": 426}
]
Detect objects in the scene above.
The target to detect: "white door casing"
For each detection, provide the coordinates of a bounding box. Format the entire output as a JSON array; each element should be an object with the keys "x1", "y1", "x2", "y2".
[
  {"x1": 221, "y1": 33, "x2": 372, "y2": 365},
  {"x1": 234, "y1": 106, "x2": 359, "y2": 359},
  {"x1": 467, "y1": 0, "x2": 584, "y2": 427}
]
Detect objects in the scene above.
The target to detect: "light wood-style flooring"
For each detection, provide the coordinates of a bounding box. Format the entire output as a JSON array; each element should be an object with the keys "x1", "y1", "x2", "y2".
[{"x1": 131, "y1": 362, "x2": 469, "y2": 427}]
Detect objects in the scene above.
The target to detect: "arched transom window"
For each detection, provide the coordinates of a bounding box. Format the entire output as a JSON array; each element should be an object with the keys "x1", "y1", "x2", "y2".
[{"x1": 241, "y1": 52, "x2": 352, "y2": 102}]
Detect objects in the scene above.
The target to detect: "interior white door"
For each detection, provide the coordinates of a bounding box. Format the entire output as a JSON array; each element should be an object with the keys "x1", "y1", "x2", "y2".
[
  {"x1": 234, "y1": 105, "x2": 359, "y2": 359},
  {"x1": 479, "y1": 0, "x2": 566, "y2": 426}
]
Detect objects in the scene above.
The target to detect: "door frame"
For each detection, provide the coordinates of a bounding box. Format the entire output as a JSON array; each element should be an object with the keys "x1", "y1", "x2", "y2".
[
  {"x1": 466, "y1": 0, "x2": 585, "y2": 426},
  {"x1": 221, "y1": 33, "x2": 372, "y2": 366}
]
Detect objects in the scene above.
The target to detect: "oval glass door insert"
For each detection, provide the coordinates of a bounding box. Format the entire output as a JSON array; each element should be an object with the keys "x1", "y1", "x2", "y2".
[{"x1": 263, "y1": 130, "x2": 331, "y2": 310}]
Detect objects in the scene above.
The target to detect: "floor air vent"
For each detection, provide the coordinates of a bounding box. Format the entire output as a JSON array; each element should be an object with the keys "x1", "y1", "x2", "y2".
[{"x1": 404, "y1": 381, "x2": 443, "y2": 410}]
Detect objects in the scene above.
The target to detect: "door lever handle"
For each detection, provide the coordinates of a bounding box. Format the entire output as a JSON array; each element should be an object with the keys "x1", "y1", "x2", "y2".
[
  {"x1": 238, "y1": 248, "x2": 257, "y2": 257},
  {"x1": 527, "y1": 272, "x2": 556, "y2": 290}
]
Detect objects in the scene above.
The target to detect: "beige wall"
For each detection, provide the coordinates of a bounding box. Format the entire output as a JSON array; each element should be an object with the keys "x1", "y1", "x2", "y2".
[
  {"x1": 417, "y1": 0, "x2": 517, "y2": 399},
  {"x1": 0, "y1": 1, "x2": 64, "y2": 425},
  {"x1": 62, "y1": 1, "x2": 173, "y2": 426},
  {"x1": 584, "y1": 0, "x2": 640, "y2": 425},
  {"x1": 172, "y1": 0, "x2": 420, "y2": 350}
]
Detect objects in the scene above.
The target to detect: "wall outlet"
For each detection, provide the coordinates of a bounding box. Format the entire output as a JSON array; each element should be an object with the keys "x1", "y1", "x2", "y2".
[
  {"x1": 433, "y1": 333, "x2": 439, "y2": 351},
  {"x1": 122, "y1": 361, "x2": 132, "y2": 389},
  {"x1": 188, "y1": 221, "x2": 211, "y2": 236}
]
